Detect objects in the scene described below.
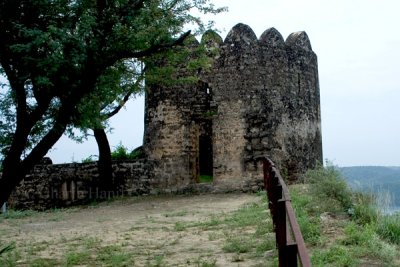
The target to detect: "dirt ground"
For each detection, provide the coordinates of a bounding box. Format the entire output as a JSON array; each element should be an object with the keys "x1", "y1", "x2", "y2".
[{"x1": 0, "y1": 193, "x2": 275, "y2": 266}]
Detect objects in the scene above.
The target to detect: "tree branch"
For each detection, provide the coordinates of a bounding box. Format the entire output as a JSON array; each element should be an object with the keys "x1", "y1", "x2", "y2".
[
  {"x1": 114, "y1": 30, "x2": 191, "y2": 61},
  {"x1": 101, "y1": 69, "x2": 146, "y2": 119},
  {"x1": 21, "y1": 118, "x2": 67, "y2": 172}
]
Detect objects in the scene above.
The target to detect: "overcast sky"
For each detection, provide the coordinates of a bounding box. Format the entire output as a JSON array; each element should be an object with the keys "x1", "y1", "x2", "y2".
[{"x1": 47, "y1": 0, "x2": 400, "y2": 167}]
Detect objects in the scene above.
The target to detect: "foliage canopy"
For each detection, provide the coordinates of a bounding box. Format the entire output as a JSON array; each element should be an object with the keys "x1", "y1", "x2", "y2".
[{"x1": 0, "y1": 0, "x2": 225, "y2": 203}]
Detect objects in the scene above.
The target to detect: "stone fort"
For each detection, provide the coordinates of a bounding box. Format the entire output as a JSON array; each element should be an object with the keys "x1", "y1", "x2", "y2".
[{"x1": 10, "y1": 24, "x2": 322, "y2": 209}]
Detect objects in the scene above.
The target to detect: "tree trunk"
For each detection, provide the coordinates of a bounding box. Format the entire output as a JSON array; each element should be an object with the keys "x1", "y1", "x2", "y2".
[
  {"x1": 93, "y1": 128, "x2": 114, "y2": 192},
  {"x1": 0, "y1": 118, "x2": 67, "y2": 206},
  {"x1": 0, "y1": 162, "x2": 24, "y2": 207}
]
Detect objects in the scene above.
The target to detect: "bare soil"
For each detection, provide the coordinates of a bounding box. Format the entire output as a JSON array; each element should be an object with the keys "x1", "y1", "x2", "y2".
[{"x1": 0, "y1": 193, "x2": 275, "y2": 266}]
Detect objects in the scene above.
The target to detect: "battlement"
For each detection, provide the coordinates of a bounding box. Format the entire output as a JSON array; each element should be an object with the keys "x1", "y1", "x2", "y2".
[
  {"x1": 10, "y1": 24, "x2": 323, "y2": 210},
  {"x1": 144, "y1": 23, "x2": 322, "y2": 188},
  {"x1": 201, "y1": 23, "x2": 313, "y2": 51}
]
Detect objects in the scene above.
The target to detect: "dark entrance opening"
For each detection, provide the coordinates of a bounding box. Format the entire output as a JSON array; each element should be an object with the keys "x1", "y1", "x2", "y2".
[
  {"x1": 196, "y1": 81, "x2": 214, "y2": 183},
  {"x1": 199, "y1": 133, "x2": 213, "y2": 182}
]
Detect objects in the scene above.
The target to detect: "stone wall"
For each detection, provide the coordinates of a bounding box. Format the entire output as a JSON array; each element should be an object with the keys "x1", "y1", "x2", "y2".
[
  {"x1": 9, "y1": 23, "x2": 323, "y2": 210},
  {"x1": 144, "y1": 23, "x2": 323, "y2": 190},
  {"x1": 9, "y1": 160, "x2": 149, "y2": 210}
]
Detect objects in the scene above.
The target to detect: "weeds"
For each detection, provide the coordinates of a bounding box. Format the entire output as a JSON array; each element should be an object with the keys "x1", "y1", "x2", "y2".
[
  {"x1": 97, "y1": 245, "x2": 134, "y2": 266},
  {"x1": 294, "y1": 164, "x2": 400, "y2": 266},
  {"x1": 174, "y1": 221, "x2": 186, "y2": 231},
  {"x1": 0, "y1": 209, "x2": 38, "y2": 220},
  {"x1": 312, "y1": 245, "x2": 357, "y2": 266},
  {"x1": 0, "y1": 243, "x2": 15, "y2": 255},
  {"x1": 376, "y1": 213, "x2": 400, "y2": 245},
  {"x1": 193, "y1": 257, "x2": 217, "y2": 267},
  {"x1": 223, "y1": 237, "x2": 252, "y2": 253},
  {"x1": 304, "y1": 164, "x2": 353, "y2": 212},
  {"x1": 64, "y1": 251, "x2": 91, "y2": 266}
]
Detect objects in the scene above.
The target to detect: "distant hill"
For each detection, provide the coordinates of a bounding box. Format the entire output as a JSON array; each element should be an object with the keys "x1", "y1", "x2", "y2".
[{"x1": 339, "y1": 166, "x2": 400, "y2": 211}]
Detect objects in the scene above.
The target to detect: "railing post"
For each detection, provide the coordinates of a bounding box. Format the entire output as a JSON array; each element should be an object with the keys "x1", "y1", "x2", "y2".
[
  {"x1": 287, "y1": 243, "x2": 298, "y2": 267},
  {"x1": 277, "y1": 199, "x2": 287, "y2": 267},
  {"x1": 271, "y1": 171, "x2": 280, "y2": 225},
  {"x1": 263, "y1": 158, "x2": 269, "y2": 190},
  {"x1": 262, "y1": 157, "x2": 311, "y2": 267}
]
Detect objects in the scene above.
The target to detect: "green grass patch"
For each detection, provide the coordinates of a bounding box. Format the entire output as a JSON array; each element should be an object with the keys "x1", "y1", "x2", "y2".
[
  {"x1": 174, "y1": 221, "x2": 187, "y2": 231},
  {"x1": 96, "y1": 245, "x2": 134, "y2": 266},
  {"x1": 312, "y1": 245, "x2": 357, "y2": 267},
  {"x1": 64, "y1": 251, "x2": 91, "y2": 266},
  {"x1": 193, "y1": 257, "x2": 217, "y2": 267},
  {"x1": 30, "y1": 258, "x2": 60, "y2": 267},
  {"x1": 223, "y1": 237, "x2": 252, "y2": 253},
  {"x1": 291, "y1": 164, "x2": 400, "y2": 266},
  {"x1": 376, "y1": 213, "x2": 400, "y2": 245},
  {"x1": 0, "y1": 209, "x2": 39, "y2": 221},
  {"x1": 199, "y1": 175, "x2": 213, "y2": 183}
]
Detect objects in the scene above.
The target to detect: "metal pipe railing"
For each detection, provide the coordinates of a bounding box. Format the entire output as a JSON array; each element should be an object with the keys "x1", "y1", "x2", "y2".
[{"x1": 263, "y1": 158, "x2": 311, "y2": 267}]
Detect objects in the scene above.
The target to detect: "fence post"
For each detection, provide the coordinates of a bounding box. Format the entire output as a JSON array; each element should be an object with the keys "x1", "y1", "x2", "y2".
[
  {"x1": 287, "y1": 243, "x2": 298, "y2": 267},
  {"x1": 277, "y1": 199, "x2": 287, "y2": 267},
  {"x1": 262, "y1": 157, "x2": 311, "y2": 267}
]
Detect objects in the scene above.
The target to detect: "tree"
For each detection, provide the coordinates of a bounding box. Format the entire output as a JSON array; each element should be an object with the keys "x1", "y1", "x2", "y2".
[
  {"x1": 71, "y1": 58, "x2": 145, "y2": 191},
  {"x1": 0, "y1": 0, "x2": 225, "y2": 205}
]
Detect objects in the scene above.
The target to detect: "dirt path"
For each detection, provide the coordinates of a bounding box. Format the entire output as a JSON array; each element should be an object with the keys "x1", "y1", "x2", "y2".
[{"x1": 0, "y1": 193, "x2": 276, "y2": 266}]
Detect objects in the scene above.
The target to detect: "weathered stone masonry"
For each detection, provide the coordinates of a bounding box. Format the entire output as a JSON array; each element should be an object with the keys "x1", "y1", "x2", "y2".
[
  {"x1": 10, "y1": 24, "x2": 322, "y2": 209},
  {"x1": 144, "y1": 23, "x2": 322, "y2": 192}
]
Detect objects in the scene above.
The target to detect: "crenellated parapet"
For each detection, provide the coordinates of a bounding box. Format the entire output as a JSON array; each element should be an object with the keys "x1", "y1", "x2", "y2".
[
  {"x1": 11, "y1": 23, "x2": 323, "y2": 210},
  {"x1": 144, "y1": 23, "x2": 322, "y2": 189}
]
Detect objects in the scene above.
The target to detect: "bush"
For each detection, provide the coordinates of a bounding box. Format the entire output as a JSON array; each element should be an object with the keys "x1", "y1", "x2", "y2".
[
  {"x1": 111, "y1": 143, "x2": 131, "y2": 160},
  {"x1": 304, "y1": 164, "x2": 353, "y2": 213},
  {"x1": 111, "y1": 144, "x2": 144, "y2": 160},
  {"x1": 81, "y1": 155, "x2": 97, "y2": 163},
  {"x1": 350, "y1": 191, "x2": 379, "y2": 225}
]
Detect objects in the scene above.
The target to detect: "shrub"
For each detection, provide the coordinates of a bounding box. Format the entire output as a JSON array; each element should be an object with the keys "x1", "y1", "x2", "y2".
[
  {"x1": 81, "y1": 155, "x2": 97, "y2": 163},
  {"x1": 350, "y1": 191, "x2": 379, "y2": 225},
  {"x1": 111, "y1": 143, "x2": 131, "y2": 160},
  {"x1": 304, "y1": 164, "x2": 353, "y2": 212},
  {"x1": 111, "y1": 144, "x2": 144, "y2": 160}
]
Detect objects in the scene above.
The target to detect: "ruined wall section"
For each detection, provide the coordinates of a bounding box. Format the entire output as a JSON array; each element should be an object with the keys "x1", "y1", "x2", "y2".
[
  {"x1": 143, "y1": 39, "x2": 214, "y2": 191},
  {"x1": 10, "y1": 160, "x2": 148, "y2": 210}
]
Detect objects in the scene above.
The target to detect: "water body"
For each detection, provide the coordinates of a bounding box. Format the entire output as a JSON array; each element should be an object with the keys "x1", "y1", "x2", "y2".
[{"x1": 339, "y1": 166, "x2": 400, "y2": 214}]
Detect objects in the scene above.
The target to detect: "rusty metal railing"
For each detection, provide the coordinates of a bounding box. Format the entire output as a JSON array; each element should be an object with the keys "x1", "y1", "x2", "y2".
[{"x1": 263, "y1": 158, "x2": 311, "y2": 267}]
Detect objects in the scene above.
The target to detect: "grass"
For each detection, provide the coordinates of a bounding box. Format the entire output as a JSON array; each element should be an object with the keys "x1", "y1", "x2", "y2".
[
  {"x1": 0, "y1": 243, "x2": 15, "y2": 255},
  {"x1": 0, "y1": 194, "x2": 276, "y2": 266},
  {"x1": 2, "y1": 164, "x2": 398, "y2": 266},
  {"x1": 0, "y1": 209, "x2": 39, "y2": 221},
  {"x1": 198, "y1": 175, "x2": 213, "y2": 183},
  {"x1": 376, "y1": 213, "x2": 400, "y2": 245},
  {"x1": 290, "y1": 164, "x2": 400, "y2": 266}
]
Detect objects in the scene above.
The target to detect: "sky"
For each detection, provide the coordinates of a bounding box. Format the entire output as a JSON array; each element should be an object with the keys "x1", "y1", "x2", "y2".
[{"x1": 47, "y1": 0, "x2": 400, "y2": 167}]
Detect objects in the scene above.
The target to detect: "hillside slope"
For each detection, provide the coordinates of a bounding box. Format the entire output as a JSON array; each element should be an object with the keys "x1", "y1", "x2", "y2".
[{"x1": 339, "y1": 166, "x2": 400, "y2": 209}]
